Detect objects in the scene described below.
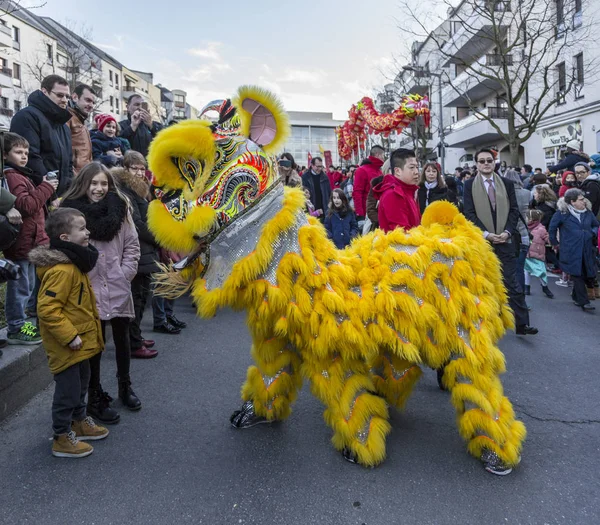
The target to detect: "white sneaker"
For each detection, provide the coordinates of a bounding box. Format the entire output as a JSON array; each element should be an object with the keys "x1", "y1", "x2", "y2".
[{"x1": 556, "y1": 279, "x2": 569, "y2": 287}]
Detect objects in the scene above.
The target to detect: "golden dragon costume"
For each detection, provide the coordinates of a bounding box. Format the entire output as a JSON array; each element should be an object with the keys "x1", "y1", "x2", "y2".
[{"x1": 147, "y1": 86, "x2": 526, "y2": 475}]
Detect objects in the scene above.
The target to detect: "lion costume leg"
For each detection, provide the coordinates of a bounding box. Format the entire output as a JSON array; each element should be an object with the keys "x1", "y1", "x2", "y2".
[
  {"x1": 369, "y1": 351, "x2": 423, "y2": 410},
  {"x1": 444, "y1": 348, "x2": 526, "y2": 471},
  {"x1": 231, "y1": 337, "x2": 303, "y2": 427},
  {"x1": 304, "y1": 354, "x2": 391, "y2": 467}
]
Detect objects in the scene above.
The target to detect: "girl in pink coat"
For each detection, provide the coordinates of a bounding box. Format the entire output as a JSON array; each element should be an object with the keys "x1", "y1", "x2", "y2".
[
  {"x1": 61, "y1": 162, "x2": 141, "y2": 424},
  {"x1": 524, "y1": 209, "x2": 554, "y2": 298}
]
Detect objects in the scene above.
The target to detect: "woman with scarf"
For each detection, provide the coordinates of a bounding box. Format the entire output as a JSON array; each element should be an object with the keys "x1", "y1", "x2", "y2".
[
  {"x1": 417, "y1": 162, "x2": 453, "y2": 214},
  {"x1": 61, "y1": 162, "x2": 141, "y2": 423},
  {"x1": 549, "y1": 188, "x2": 599, "y2": 310}
]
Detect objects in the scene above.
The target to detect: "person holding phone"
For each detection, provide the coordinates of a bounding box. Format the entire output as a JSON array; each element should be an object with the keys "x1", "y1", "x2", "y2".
[
  {"x1": 278, "y1": 152, "x2": 301, "y2": 187},
  {"x1": 119, "y1": 95, "x2": 162, "y2": 157}
]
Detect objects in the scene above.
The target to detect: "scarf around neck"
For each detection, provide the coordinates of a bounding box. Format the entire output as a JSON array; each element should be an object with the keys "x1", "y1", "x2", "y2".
[
  {"x1": 472, "y1": 173, "x2": 509, "y2": 235},
  {"x1": 49, "y1": 238, "x2": 99, "y2": 273},
  {"x1": 567, "y1": 204, "x2": 586, "y2": 222},
  {"x1": 62, "y1": 191, "x2": 127, "y2": 242}
]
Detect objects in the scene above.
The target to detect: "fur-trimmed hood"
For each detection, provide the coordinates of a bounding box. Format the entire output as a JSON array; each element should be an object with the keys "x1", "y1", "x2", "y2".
[
  {"x1": 556, "y1": 196, "x2": 592, "y2": 213},
  {"x1": 29, "y1": 245, "x2": 70, "y2": 268},
  {"x1": 112, "y1": 167, "x2": 150, "y2": 200}
]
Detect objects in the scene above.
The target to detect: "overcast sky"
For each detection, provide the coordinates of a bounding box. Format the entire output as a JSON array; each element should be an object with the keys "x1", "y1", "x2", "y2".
[{"x1": 32, "y1": 0, "x2": 430, "y2": 119}]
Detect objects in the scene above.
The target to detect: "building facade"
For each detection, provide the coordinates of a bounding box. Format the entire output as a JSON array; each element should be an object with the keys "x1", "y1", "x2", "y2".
[
  {"x1": 283, "y1": 111, "x2": 345, "y2": 168},
  {"x1": 396, "y1": 0, "x2": 597, "y2": 171}
]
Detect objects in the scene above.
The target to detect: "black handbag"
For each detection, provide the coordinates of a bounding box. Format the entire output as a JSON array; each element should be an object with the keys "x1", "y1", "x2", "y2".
[{"x1": 0, "y1": 132, "x2": 21, "y2": 251}]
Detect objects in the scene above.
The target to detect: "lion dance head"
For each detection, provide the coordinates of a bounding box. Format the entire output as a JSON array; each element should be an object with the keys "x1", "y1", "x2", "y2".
[{"x1": 147, "y1": 86, "x2": 290, "y2": 265}]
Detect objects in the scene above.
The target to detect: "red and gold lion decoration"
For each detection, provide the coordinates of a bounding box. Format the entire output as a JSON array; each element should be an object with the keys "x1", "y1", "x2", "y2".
[{"x1": 337, "y1": 95, "x2": 431, "y2": 160}]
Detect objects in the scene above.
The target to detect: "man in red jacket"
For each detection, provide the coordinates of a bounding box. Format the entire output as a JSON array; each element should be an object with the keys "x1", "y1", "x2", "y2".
[
  {"x1": 353, "y1": 145, "x2": 385, "y2": 220},
  {"x1": 373, "y1": 148, "x2": 421, "y2": 232}
]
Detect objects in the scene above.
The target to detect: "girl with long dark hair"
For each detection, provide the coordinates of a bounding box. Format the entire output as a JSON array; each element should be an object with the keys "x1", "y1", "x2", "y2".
[{"x1": 61, "y1": 162, "x2": 141, "y2": 423}]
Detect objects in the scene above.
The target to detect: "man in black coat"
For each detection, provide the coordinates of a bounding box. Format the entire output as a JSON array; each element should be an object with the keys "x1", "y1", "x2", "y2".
[
  {"x1": 463, "y1": 148, "x2": 538, "y2": 335},
  {"x1": 119, "y1": 94, "x2": 162, "y2": 157},
  {"x1": 301, "y1": 156, "x2": 331, "y2": 221},
  {"x1": 10, "y1": 75, "x2": 73, "y2": 197},
  {"x1": 575, "y1": 162, "x2": 600, "y2": 216}
]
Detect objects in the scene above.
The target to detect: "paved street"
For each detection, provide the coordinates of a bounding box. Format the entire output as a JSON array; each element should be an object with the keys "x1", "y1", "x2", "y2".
[{"x1": 1, "y1": 277, "x2": 599, "y2": 525}]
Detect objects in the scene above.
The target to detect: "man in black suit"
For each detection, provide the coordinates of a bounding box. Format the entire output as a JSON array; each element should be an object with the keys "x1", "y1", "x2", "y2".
[{"x1": 463, "y1": 149, "x2": 538, "y2": 335}]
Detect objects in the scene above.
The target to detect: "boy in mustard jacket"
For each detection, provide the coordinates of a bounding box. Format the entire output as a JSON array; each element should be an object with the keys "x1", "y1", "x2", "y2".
[{"x1": 29, "y1": 207, "x2": 109, "y2": 458}]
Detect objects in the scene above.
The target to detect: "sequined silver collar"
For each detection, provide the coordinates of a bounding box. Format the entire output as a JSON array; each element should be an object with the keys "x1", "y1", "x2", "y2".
[{"x1": 202, "y1": 184, "x2": 307, "y2": 291}]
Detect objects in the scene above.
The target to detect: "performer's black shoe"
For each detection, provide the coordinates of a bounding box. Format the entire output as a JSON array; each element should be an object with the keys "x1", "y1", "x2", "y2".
[
  {"x1": 341, "y1": 447, "x2": 359, "y2": 464},
  {"x1": 230, "y1": 401, "x2": 271, "y2": 428},
  {"x1": 516, "y1": 325, "x2": 538, "y2": 335},
  {"x1": 481, "y1": 449, "x2": 514, "y2": 476}
]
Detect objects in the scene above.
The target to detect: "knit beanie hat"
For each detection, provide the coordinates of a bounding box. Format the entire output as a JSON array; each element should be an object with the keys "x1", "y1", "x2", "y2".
[
  {"x1": 95, "y1": 113, "x2": 117, "y2": 133},
  {"x1": 574, "y1": 161, "x2": 590, "y2": 172}
]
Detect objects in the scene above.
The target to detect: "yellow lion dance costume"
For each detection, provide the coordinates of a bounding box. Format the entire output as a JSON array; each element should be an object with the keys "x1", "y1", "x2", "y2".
[{"x1": 147, "y1": 86, "x2": 526, "y2": 475}]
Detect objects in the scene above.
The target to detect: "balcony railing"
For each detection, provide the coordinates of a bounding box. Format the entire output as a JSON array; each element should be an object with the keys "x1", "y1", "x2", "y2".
[
  {"x1": 486, "y1": 53, "x2": 513, "y2": 66},
  {"x1": 0, "y1": 24, "x2": 11, "y2": 36},
  {"x1": 0, "y1": 66, "x2": 12, "y2": 76},
  {"x1": 0, "y1": 108, "x2": 14, "y2": 117},
  {"x1": 174, "y1": 101, "x2": 185, "y2": 108},
  {"x1": 488, "y1": 106, "x2": 509, "y2": 119}
]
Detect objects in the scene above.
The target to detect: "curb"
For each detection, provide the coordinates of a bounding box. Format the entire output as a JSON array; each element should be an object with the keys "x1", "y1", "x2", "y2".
[{"x1": 0, "y1": 327, "x2": 51, "y2": 422}]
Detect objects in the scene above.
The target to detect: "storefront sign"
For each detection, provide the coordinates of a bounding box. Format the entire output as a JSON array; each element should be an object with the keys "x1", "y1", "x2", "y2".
[{"x1": 541, "y1": 122, "x2": 582, "y2": 149}]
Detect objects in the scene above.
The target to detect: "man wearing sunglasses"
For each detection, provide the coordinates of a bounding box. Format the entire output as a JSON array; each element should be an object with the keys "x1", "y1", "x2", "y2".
[
  {"x1": 10, "y1": 75, "x2": 73, "y2": 198},
  {"x1": 463, "y1": 148, "x2": 538, "y2": 336}
]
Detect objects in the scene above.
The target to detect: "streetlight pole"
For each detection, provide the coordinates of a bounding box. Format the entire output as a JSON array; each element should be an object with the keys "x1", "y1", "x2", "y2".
[{"x1": 402, "y1": 66, "x2": 446, "y2": 175}]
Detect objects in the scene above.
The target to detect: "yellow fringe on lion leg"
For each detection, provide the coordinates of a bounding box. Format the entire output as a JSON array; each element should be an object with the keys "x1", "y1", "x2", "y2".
[
  {"x1": 240, "y1": 337, "x2": 303, "y2": 421},
  {"x1": 369, "y1": 351, "x2": 422, "y2": 410},
  {"x1": 444, "y1": 353, "x2": 526, "y2": 468},
  {"x1": 304, "y1": 354, "x2": 391, "y2": 467}
]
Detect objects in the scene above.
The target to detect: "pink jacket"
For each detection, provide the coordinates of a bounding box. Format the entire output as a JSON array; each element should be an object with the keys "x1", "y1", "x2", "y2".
[
  {"x1": 89, "y1": 213, "x2": 140, "y2": 320},
  {"x1": 527, "y1": 221, "x2": 549, "y2": 261}
]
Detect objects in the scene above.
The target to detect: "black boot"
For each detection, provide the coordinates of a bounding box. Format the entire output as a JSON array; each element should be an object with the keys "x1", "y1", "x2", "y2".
[
  {"x1": 524, "y1": 285, "x2": 531, "y2": 295},
  {"x1": 541, "y1": 285, "x2": 554, "y2": 298},
  {"x1": 87, "y1": 387, "x2": 120, "y2": 424},
  {"x1": 118, "y1": 376, "x2": 142, "y2": 411}
]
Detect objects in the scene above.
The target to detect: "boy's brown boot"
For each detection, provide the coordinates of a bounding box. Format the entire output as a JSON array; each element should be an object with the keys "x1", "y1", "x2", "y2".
[
  {"x1": 52, "y1": 431, "x2": 93, "y2": 458},
  {"x1": 588, "y1": 288, "x2": 596, "y2": 300},
  {"x1": 594, "y1": 287, "x2": 600, "y2": 299},
  {"x1": 72, "y1": 416, "x2": 109, "y2": 441}
]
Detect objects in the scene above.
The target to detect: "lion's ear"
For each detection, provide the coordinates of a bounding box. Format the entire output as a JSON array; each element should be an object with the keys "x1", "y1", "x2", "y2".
[{"x1": 233, "y1": 85, "x2": 290, "y2": 155}]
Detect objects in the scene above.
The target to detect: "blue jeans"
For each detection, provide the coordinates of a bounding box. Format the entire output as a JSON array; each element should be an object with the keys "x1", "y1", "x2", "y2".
[
  {"x1": 152, "y1": 294, "x2": 174, "y2": 326},
  {"x1": 5, "y1": 259, "x2": 35, "y2": 334}
]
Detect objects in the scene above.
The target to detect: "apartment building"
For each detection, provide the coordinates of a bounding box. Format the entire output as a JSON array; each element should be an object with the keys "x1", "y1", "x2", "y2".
[
  {"x1": 397, "y1": 0, "x2": 597, "y2": 170},
  {"x1": 0, "y1": 5, "x2": 64, "y2": 128}
]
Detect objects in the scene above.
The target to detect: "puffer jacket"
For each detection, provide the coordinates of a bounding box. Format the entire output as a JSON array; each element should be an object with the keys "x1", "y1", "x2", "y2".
[
  {"x1": 30, "y1": 245, "x2": 103, "y2": 374},
  {"x1": 3, "y1": 165, "x2": 55, "y2": 260},
  {"x1": 9, "y1": 90, "x2": 73, "y2": 195},
  {"x1": 66, "y1": 104, "x2": 92, "y2": 176},
  {"x1": 549, "y1": 197, "x2": 599, "y2": 278},
  {"x1": 580, "y1": 173, "x2": 600, "y2": 216},
  {"x1": 88, "y1": 215, "x2": 139, "y2": 319},
  {"x1": 373, "y1": 174, "x2": 421, "y2": 233},
  {"x1": 90, "y1": 130, "x2": 130, "y2": 167},
  {"x1": 527, "y1": 221, "x2": 549, "y2": 261},
  {"x1": 112, "y1": 168, "x2": 159, "y2": 274},
  {"x1": 324, "y1": 209, "x2": 358, "y2": 249}
]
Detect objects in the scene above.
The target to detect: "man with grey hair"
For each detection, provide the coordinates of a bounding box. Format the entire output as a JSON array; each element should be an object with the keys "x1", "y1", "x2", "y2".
[{"x1": 575, "y1": 162, "x2": 600, "y2": 216}]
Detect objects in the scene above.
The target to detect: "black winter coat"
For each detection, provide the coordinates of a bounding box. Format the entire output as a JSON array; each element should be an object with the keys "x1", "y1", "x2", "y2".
[
  {"x1": 112, "y1": 169, "x2": 158, "y2": 274},
  {"x1": 417, "y1": 184, "x2": 451, "y2": 214},
  {"x1": 119, "y1": 117, "x2": 162, "y2": 157},
  {"x1": 10, "y1": 90, "x2": 73, "y2": 195},
  {"x1": 580, "y1": 175, "x2": 600, "y2": 216}
]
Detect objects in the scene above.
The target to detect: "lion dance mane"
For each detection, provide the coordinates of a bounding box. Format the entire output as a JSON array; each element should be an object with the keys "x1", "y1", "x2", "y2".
[{"x1": 147, "y1": 86, "x2": 526, "y2": 470}]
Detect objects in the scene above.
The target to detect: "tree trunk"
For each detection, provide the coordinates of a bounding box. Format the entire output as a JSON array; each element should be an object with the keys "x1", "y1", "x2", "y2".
[{"x1": 509, "y1": 141, "x2": 521, "y2": 167}]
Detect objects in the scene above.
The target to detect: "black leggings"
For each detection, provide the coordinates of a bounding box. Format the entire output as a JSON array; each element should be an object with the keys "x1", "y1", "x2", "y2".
[{"x1": 89, "y1": 317, "x2": 132, "y2": 390}]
